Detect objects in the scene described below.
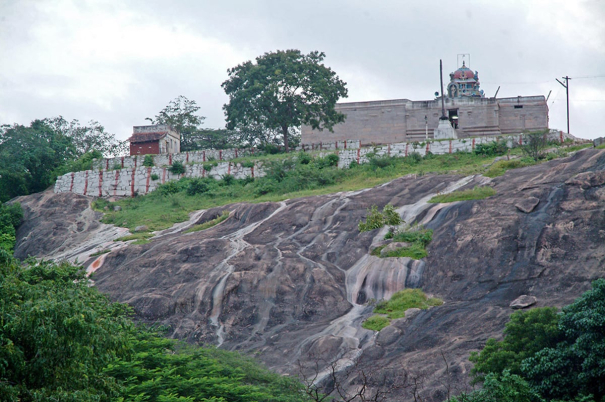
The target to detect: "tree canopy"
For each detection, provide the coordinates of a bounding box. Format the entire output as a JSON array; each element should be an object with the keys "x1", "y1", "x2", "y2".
[
  {"x1": 0, "y1": 255, "x2": 312, "y2": 402},
  {"x1": 0, "y1": 118, "x2": 124, "y2": 201},
  {"x1": 146, "y1": 95, "x2": 207, "y2": 151},
  {"x1": 222, "y1": 49, "x2": 348, "y2": 152},
  {"x1": 464, "y1": 279, "x2": 605, "y2": 402}
]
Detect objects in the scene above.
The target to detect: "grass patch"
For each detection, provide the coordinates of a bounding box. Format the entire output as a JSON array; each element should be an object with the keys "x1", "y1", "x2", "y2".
[
  {"x1": 362, "y1": 315, "x2": 390, "y2": 331},
  {"x1": 362, "y1": 289, "x2": 443, "y2": 331},
  {"x1": 115, "y1": 233, "x2": 153, "y2": 242},
  {"x1": 90, "y1": 249, "x2": 111, "y2": 257},
  {"x1": 428, "y1": 186, "x2": 496, "y2": 203},
  {"x1": 484, "y1": 158, "x2": 536, "y2": 178},
  {"x1": 374, "y1": 289, "x2": 443, "y2": 320},
  {"x1": 185, "y1": 210, "x2": 230, "y2": 233},
  {"x1": 371, "y1": 243, "x2": 428, "y2": 259}
]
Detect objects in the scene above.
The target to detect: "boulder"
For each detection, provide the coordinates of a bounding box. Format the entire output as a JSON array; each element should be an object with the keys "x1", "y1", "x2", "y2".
[
  {"x1": 566, "y1": 171, "x2": 605, "y2": 189},
  {"x1": 515, "y1": 197, "x2": 540, "y2": 213},
  {"x1": 510, "y1": 295, "x2": 537, "y2": 309},
  {"x1": 113, "y1": 205, "x2": 122, "y2": 212},
  {"x1": 134, "y1": 225, "x2": 149, "y2": 232},
  {"x1": 380, "y1": 242, "x2": 412, "y2": 257},
  {"x1": 376, "y1": 325, "x2": 401, "y2": 346}
]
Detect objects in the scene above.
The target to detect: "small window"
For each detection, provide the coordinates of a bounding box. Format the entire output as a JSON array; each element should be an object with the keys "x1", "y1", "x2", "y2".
[{"x1": 514, "y1": 105, "x2": 524, "y2": 109}]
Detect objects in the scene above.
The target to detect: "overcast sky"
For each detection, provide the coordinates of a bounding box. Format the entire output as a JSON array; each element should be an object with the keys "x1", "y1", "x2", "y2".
[{"x1": 1, "y1": 0, "x2": 604, "y2": 141}]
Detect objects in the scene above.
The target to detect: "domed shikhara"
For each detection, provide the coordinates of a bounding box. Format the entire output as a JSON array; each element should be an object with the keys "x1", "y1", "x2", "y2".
[{"x1": 447, "y1": 61, "x2": 484, "y2": 98}]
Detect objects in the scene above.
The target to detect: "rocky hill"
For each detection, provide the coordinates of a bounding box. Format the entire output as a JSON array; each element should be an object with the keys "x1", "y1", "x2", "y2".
[{"x1": 14, "y1": 148, "x2": 605, "y2": 401}]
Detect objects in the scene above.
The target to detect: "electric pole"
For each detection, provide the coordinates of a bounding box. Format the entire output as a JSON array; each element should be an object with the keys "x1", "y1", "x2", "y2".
[{"x1": 556, "y1": 76, "x2": 571, "y2": 134}]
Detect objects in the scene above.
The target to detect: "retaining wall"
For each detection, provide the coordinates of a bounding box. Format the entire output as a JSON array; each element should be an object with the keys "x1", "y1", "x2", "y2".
[
  {"x1": 55, "y1": 131, "x2": 578, "y2": 197},
  {"x1": 55, "y1": 161, "x2": 265, "y2": 198}
]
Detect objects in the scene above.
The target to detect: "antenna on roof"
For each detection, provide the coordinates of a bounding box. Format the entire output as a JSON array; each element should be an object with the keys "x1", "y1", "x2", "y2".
[{"x1": 457, "y1": 53, "x2": 471, "y2": 68}]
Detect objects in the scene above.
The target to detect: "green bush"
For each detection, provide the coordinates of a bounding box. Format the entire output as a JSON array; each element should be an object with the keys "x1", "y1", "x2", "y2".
[
  {"x1": 0, "y1": 202, "x2": 22, "y2": 253},
  {"x1": 297, "y1": 151, "x2": 312, "y2": 165},
  {"x1": 143, "y1": 154, "x2": 154, "y2": 167},
  {"x1": 112, "y1": 163, "x2": 122, "y2": 170},
  {"x1": 241, "y1": 160, "x2": 255, "y2": 168},
  {"x1": 150, "y1": 173, "x2": 159, "y2": 181},
  {"x1": 0, "y1": 257, "x2": 310, "y2": 402},
  {"x1": 186, "y1": 178, "x2": 213, "y2": 196},
  {"x1": 221, "y1": 174, "x2": 236, "y2": 186},
  {"x1": 156, "y1": 181, "x2": 181, "y2": 196},
  {"x1": 405, "y1": 152, "x2": 422, "y2": 165},
  {"x1": 358, "y1": 204, "x2": 401, "y2": 232},
  {"x1": 51, "y1": 150, "x2": 103, "y2": 179},
  {"x1": 475, "y1": 140, "x2": 509, "y2": 156},
  {"x1": 484, "y1": 159, "x2": 535, "y2": 178},
  {"x1": 169, "y1": 160, "x2": 186, "y2": 174}
]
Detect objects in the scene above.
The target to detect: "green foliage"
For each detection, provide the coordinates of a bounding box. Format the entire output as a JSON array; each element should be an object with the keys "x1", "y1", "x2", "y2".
[
  {"x1": 221, "y1": 174, "x2": 236, "y2": 186},
  {"x1": 451, "y1": 370, "x2": 544, "y2": 402},
  {"x1": 362, "y1": 315, "x2": 391, "y2": 331},
  {"x1": 143, "y1": 154, "x2": 155, "y2": 167},
  {"x1": 146, "y1": 95, "x2": 207, "y2": 152},
  {"x1": 298, "y1": 151, "x2": 312, "y2": 165},
  {"x1": 106, "y1": 329, "x2": 306, "y2": 402},
  {"x1": 185, "y1": 210, "x2": 230, "y2": 233},
  {"x1": 469, "y1": 307, "x2": 562, "y2": 383},
  {"x1": 474, "y1": 140, "x2": 509, "y2": 157},
  {"x1": 371, "y1": 243, "x2": 429, "y2": 259},
  {"x1": 186, "y1": 177, "x2": 216, "y2": 196},
  {"x1": 358, "y1": 204, "x2": 402, "y2": 232},
  {"x1": 428, "y1": 186, "x2": 496, "y2": 203},
  {"x1": 112, "y1": 162, "x2": 122, "y2": 170},
  {"x1": 522, "y1": 130, "x2": 549, "y2": 161},
  {"x1": 0, "y1": 258, "x2": 133, "y2": 401},
  {"x1": 150, "y1": 173, "x2": 159, "y2": 181},
  {"x1": 115, "y1": 233, "x2": 153, "y2": 242},
  {"x1": 522, "y1": 279, "x2": 605, "y2": 401},
  {"x1": 0, "y1": 258, "x2": 311, "y2": 402},
  {"x1": 169, "y1": 161, "x2": 186, "y2": 175},
  {"x1": 373, "y1": 289, "x2": 443, "y2": 320},
  {"x1": 484, "y1": 158, "x2": 536, "y2": 178},
  {"x1": 0, "y1": 118, "x2": 124, "y2": 201},
  {"x1": 0, "y1": 202, "x2": 23, "y2": 253},
  {"x1": 222, "y1": 49, "x2": 348, "y2": 152},
  {"x1": 51, "y1": 149, "x2": 103, "y2": 179}
]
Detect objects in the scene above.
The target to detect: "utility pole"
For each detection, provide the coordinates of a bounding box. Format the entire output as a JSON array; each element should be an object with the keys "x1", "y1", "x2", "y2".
[
  {"x1": 556, "y1": 76, "x2": 571, "y2": 134},
  {"x1": 440, "y1": 60, "x2": 446, "y2": 119}
]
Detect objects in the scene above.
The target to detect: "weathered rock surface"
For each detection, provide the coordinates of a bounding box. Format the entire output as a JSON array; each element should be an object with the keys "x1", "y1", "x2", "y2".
[
  {"x1": 14, "y1": 148, "x2": 605, "y2": 401},
  {"x1": 510, "y1": 295, "x2": 538, "y2": 309},
  {"x1": 515, "y1": 196, "x2": 540, "y2": 213}
]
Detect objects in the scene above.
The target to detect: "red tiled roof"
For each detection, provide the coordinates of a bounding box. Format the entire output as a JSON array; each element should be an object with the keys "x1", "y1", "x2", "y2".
[{"x1": 127, "y1": 132, "x2": 168, "y2": 143}]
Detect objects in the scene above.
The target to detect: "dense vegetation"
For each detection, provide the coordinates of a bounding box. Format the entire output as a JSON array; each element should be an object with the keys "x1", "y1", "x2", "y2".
[
  {"x1": 0, "y1": 202, "x2": 23, "y2": 253},
  {"x1": 457, "y1": 279, "x2": 605, "y2": 402},
  {"x1": 0, "y1": 118, "x2": 124, "y2": 202},
  {"x1": 0, "y1": 256, "x2": 310, "y2": 401},
  {"x1": 362, "y1": 289, "x2": 443, "y2": 331}
]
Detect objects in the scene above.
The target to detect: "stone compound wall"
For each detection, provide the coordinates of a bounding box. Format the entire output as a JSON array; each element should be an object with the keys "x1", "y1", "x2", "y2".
[
  {"x1": 55, "y1": 161, "x2": 264, "y2": 198},
  {"x1": 92, "y1": 148, "x2": 256, "y2": 171},
  {"x1": 55, "y1": 131, "x2": 576, "y2": 198}
]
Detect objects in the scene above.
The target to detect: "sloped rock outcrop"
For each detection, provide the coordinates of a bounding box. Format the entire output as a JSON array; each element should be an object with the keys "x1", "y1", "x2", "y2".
[{"x1": 14, "y1": 148, "x2": 605, "y2": 401}]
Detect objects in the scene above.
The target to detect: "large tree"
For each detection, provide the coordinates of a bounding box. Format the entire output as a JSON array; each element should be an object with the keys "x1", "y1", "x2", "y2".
[
  {"x1": 146, "y1": 95, "x2": 206, "y2": 151},
  {"x1": 0, "y1": 118, "x2": 123, "y2": 201},
  {"x1": 222, "y1": 49, "x2": 348, "y2": 152}
]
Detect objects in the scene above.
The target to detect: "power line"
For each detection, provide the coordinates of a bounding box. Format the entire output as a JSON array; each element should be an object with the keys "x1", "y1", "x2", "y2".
[{"x1": 573, "y1": 75, "x2": 605, "y2": 79}]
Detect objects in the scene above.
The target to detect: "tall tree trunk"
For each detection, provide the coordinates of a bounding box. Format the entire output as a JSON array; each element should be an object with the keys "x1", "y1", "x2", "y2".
[{"x1": 282, "y1": 125, "x2": 289, "y2": 153}]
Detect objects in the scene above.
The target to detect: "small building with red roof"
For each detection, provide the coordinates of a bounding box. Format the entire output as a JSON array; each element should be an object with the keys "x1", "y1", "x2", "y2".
[{"x1": 127, "y1": 124, "x2": 180, "y2": 156}]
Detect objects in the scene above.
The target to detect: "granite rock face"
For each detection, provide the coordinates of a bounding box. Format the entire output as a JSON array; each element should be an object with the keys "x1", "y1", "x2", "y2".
[
  {"x1": 510, "y1": 295, "x2": 538, "y2": 309},
  {"x1": 14, "y1": 148, "x2": 605, "y2": 401}
]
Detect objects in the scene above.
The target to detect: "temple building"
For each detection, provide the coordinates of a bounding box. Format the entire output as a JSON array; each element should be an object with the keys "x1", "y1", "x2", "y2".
[{"x1": 301, "y1": 62, "x2": 549, "y2": 144}]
